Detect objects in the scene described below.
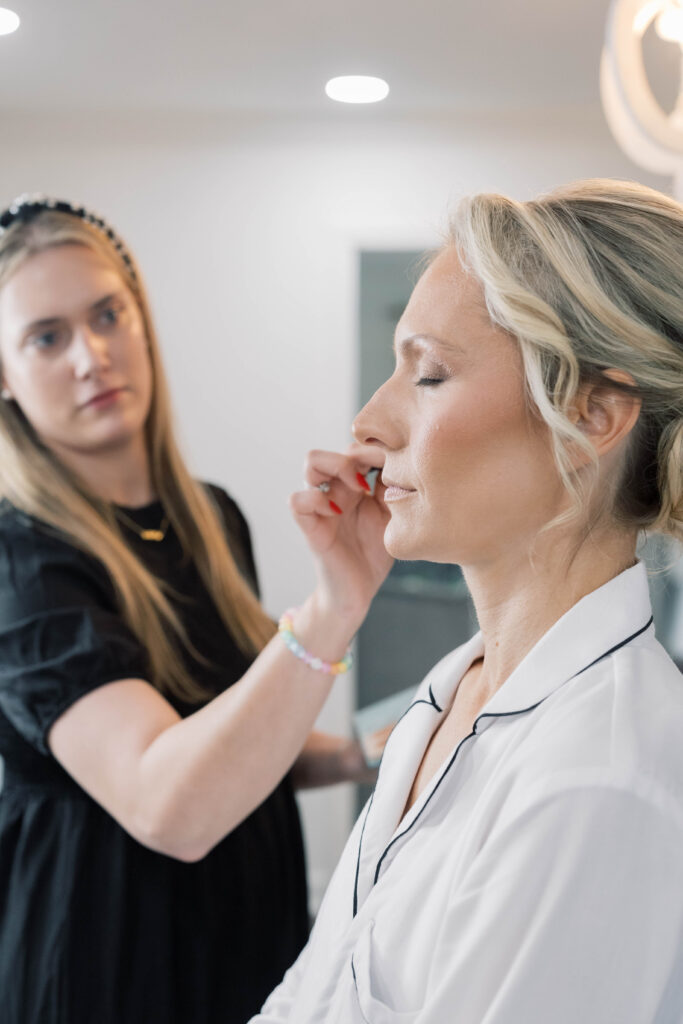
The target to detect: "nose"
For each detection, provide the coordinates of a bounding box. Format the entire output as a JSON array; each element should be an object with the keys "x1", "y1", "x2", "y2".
[
  {"x1": 71, "y1": 326, "x2": 112, "y2": 379},
  {"x1": 352, "y1": 378, "x2": 402, "y2": 451}
]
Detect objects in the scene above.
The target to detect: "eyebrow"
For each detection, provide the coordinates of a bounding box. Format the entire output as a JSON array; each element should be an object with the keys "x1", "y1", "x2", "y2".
[
  {"x1": 21, "y1": 291, "x2": 124, "y2": 338},
  {"x1": 392, "y1": 333, "x2": 462, "y2": 357}
]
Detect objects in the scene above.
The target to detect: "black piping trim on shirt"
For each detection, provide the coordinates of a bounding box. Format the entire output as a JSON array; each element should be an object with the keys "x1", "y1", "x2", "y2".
[
  {"x1": 392, "y1": 682, "x2": 443, "y2": 733},
  {"x1": 350, "y1": 956, "x2": 371, "y2": 1024},
  {"x1": 352, "y1": 681, "x2": 444, "y2": 916},
  {"x1": 364, "y1": 615, "x2": 655, "y2": 892},
  {"x1": 426, "y1": 683, "x2": 443, "y2": 713},
  {"x1": 572, "y1": 615, "x2": 653, "y2": 678},
  {"x1": 353, "y1": 794, "x2": 375, "y2": 917}
]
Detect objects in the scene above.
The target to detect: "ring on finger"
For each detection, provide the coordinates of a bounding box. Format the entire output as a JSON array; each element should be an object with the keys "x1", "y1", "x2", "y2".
[{"x1": 317, "y1": 481, "x2": 331, "y2": 494}]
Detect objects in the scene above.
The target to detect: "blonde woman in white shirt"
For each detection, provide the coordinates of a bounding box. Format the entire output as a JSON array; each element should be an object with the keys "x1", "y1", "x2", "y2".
[{"x1": 255, "y1": 179, "x2": 683, "y2": 1024}]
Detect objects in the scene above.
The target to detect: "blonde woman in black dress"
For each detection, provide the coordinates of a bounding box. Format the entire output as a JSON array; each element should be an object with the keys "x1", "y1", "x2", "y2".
[{"x1": 0, "y1": 197, "x2": 392, "y2": 1024}]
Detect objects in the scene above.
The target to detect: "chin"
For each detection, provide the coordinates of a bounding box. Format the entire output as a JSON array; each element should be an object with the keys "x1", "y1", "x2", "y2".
[
  {"x1": 86, "y1": 421, "x2": 144, "y2": 452},
  {"x1": 383, "y1": 522, "x2": 429, "y2": 562},
  {"x1": 383, "y1": 520, "x2": 465, "y2": 565}
]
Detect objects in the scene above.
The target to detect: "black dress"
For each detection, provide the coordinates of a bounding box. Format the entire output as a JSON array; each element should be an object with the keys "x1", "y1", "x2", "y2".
[{"x1": 0, "y1": 485, "x2": 309, "y2": 1024}]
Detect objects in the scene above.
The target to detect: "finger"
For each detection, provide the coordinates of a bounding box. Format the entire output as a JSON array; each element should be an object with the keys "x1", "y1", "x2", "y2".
[
  {"x1": 343, "y1": 444, "x2": 386, "y2": 493},
  {"x1": 372, "y1": 472, "x2": 388, "y2": 502},
  {"x1": 298, "y1": 471, "x2": 362, "y2": 511},
  {"x1": 342, "y1": 446, "x2": 385, "y2": 497},
  {"x1": 288, "y1": 492, "x2": 344, "y2": 550},
  {"x1": 289, "y1": 488, "x2": 345, "y2": 520},
  {"x1": 303, "y1": 448, "x2": 384, "y2": 493},
  {"x1": 303, "y1": 450, "x2": 362, "y2": 492},
  {"x1": 344, "y1": 442, "x2": 386, "y2": 470}
]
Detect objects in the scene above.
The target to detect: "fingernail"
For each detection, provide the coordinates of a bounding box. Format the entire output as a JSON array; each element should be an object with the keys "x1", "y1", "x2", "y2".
[
  {"x1": 356, "y1": 472, "x2": 371, "y2": 492},
  {"x1": 329, "y1": 500, "x2": 343, "y2": 515}
]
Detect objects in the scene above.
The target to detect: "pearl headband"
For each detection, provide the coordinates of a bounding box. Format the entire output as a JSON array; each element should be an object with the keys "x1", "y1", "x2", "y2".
[{"x1": 0, "y1": 193, "x2": 137, "y2": 282}]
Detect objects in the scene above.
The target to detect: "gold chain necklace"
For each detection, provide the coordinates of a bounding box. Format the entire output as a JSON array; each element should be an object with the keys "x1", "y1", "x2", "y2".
[{"x1": 114, "y1": 508, "x2": 170, "y2": 542}]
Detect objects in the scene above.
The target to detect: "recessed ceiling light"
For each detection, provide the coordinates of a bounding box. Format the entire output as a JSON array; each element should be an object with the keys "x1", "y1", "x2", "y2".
[
  {"x1": 655, "y1": 1, "x2": 683, "y2": 43},
  {"x1": 0, "y1": 7, "x2": 20, "y2": 35},
  {"x1": 325, "y1": 76, "x2": 390, "y2": 104}
]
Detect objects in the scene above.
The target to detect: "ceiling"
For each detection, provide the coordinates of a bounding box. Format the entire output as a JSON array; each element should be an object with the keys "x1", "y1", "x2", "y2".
[{"x1": 0, "y1": 0, "x2": 679, "y2": 115}]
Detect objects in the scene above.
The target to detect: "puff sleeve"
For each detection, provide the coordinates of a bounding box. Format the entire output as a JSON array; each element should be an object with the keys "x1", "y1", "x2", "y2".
[{"x1": 0, "y1": 513, "x2": 150, "y2": 756}]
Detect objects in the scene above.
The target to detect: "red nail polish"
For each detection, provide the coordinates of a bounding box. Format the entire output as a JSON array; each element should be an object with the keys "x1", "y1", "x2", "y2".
[
  {"x1": 329, "y1": 500, "x2": 343, "y2": 515},
  {"x1": 356, "y1": 472, "x2": 371, "y2": 492}
]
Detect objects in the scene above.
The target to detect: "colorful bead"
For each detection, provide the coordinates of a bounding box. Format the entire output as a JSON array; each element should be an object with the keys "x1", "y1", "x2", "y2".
[{"x1": 277, "y1": 607, "x2": 353, "y2": 676}]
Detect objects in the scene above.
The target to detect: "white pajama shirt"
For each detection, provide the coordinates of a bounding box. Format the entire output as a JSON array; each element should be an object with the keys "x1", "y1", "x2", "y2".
[{"x1": 252, "y1": 563, "x2": 683, "y2": 1023}]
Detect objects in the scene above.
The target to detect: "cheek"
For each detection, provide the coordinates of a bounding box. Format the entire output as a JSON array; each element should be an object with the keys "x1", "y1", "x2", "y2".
[
  {"x1": 129, "y1": 338, "x2": 151, "y2": 374},
  {"x1": 13, "y1": 362, "x2": 64, "y2": 409},
  {"x1": 415, "y1": 391, "x2": 554, "y2": 502},
  {"x1": 122, "y1": 329, "x2": 152, "y2": 381},
  {"x1": 411, "y1": 399, "x2": 515, "y2": 478},
  {"x1": 6, "y1": 371, "x2": 71, "y2": 444}
]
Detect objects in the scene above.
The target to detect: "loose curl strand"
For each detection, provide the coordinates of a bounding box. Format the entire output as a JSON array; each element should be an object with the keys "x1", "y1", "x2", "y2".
[{"x1": 449, "y1": 179, "x2": 683, "y2": 547}]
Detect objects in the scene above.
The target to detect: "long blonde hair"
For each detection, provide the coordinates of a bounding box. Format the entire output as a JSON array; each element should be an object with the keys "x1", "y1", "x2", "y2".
[
  {"x1": 449, "y1": 179, "x2": 683, "y2": 545},
  {"x1": 0, "y1": 208, "x2": 275, "y2": 703}
]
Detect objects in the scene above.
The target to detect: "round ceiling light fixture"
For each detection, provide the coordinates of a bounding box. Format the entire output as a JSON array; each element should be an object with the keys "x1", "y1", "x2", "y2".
[
  {"x1": 325, "y1": 76, "x2": 390, "y2": 104},
  {"x1": 601, "y1": 0, "x2": 683, "y2": 193},
  {"x1": 0, "y1": 7, "x2": 20, "y2": 35},
  {"x1": 655, "y1": 0, "x2": 683, "y2": 42}
]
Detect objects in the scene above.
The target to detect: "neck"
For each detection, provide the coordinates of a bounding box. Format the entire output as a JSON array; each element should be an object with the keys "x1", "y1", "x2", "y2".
[
  {"x1": 52, "y1": 432, "x2": 156, "y2": 507},
  {"x1": 462, "y1": 525, "x2": 638, "y2": 701}
]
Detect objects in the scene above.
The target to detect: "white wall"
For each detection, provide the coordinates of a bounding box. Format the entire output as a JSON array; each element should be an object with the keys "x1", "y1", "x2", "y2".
[{"x1": 0, "y1": 106, "x2": 669, "y2": 907}]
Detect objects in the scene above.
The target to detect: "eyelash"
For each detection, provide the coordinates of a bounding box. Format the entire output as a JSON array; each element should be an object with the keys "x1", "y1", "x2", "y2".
[
  {"x1": 416, "y1": 376, "x2": 447, "y2": 387},
  {"x1": 29, "y1": 306, "x2": 121, "y2": 348},
  {"x1": 98, "y1": 306, "x2": 121, "y2": 326},
  {"x1": 32, "y1": 331, "x2": 62, "y2": 349}
]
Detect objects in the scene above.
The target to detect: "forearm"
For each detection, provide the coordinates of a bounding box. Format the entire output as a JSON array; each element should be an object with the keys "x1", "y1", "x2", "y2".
[
  {"x1": 291, "y1": 730, "x2": 377, "y2": 789},
  {"x1": 138, "y1": 595, "x2": 362, "y2": 860}
]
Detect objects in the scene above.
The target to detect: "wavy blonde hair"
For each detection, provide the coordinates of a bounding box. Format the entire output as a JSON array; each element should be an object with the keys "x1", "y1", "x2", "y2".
[
  {"x1": 0, "y1": 209, "x2": 275, "y2": 704},
  {"x1": 449, "y1": 179, "x2": 683, "y2": 545}
]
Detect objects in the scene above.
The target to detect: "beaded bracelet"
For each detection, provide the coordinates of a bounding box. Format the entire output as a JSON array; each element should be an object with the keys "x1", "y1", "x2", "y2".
[{"x1": 278, "y1": 608, "x2": 353, "y2": 675}]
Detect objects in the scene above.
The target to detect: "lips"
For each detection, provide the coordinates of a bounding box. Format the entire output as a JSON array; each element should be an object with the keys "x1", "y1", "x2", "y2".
[
  {"x1": 381, "y1": 475, "x2": 415, "y2": 491},
  {"x1": 381, "y1": 474, "x2": 417, "y2": 502},
  {"x1": 82, "y1": 387, "x2": 126, "y2": 407}
]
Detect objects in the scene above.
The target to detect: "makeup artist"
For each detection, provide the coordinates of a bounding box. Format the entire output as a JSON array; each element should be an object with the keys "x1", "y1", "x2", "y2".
[{"x1": 0, "y1": 196, "x2": 393, "y2": 1024}]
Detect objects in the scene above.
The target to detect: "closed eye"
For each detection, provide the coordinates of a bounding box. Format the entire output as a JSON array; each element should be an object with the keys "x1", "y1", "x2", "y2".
[{"x1": 416, "y1": 377, "x2": 446, "y2": 387}]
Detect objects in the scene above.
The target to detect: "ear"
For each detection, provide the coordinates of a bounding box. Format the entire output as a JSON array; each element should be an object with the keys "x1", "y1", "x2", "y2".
[{"x1": 568, "y1": 369, "x2": 641, "y2": 467}]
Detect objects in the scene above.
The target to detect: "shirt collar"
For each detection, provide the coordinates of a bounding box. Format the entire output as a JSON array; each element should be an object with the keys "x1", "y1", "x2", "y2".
[
  {"x1": 430, "y1": 560, "x2": 654, "y2": 721},
  {"x1": 353, "y1": 562, "x2": 654, "y2": 915}
]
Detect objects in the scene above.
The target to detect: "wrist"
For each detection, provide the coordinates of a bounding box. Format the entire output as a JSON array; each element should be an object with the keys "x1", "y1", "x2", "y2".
[
  {"x1": 290, "y1": 593, "x2": 363, "y2": 665},
  {"x1": 307, "y1": 588, "x2": 369, "y2": 637}
]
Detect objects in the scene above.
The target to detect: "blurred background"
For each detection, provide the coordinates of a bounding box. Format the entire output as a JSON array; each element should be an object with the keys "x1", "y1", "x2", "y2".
[{"x1": 0, "y1": 0, "x2": 681, "y2": 910}]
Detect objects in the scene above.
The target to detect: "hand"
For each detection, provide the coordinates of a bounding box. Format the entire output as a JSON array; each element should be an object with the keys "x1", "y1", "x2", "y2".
[
  {"x1": 340, "y1": 737, "x2": 380, "y2": 785},
  {"x1": 362, "y1": 722, "x2": 395, "y2": 766},
  {"x1": 289, "y1": 444, "x2": 394, "y2": 619},
  {"x1": 291, "y1": 732, "x2": 379, "y2": 789}
]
